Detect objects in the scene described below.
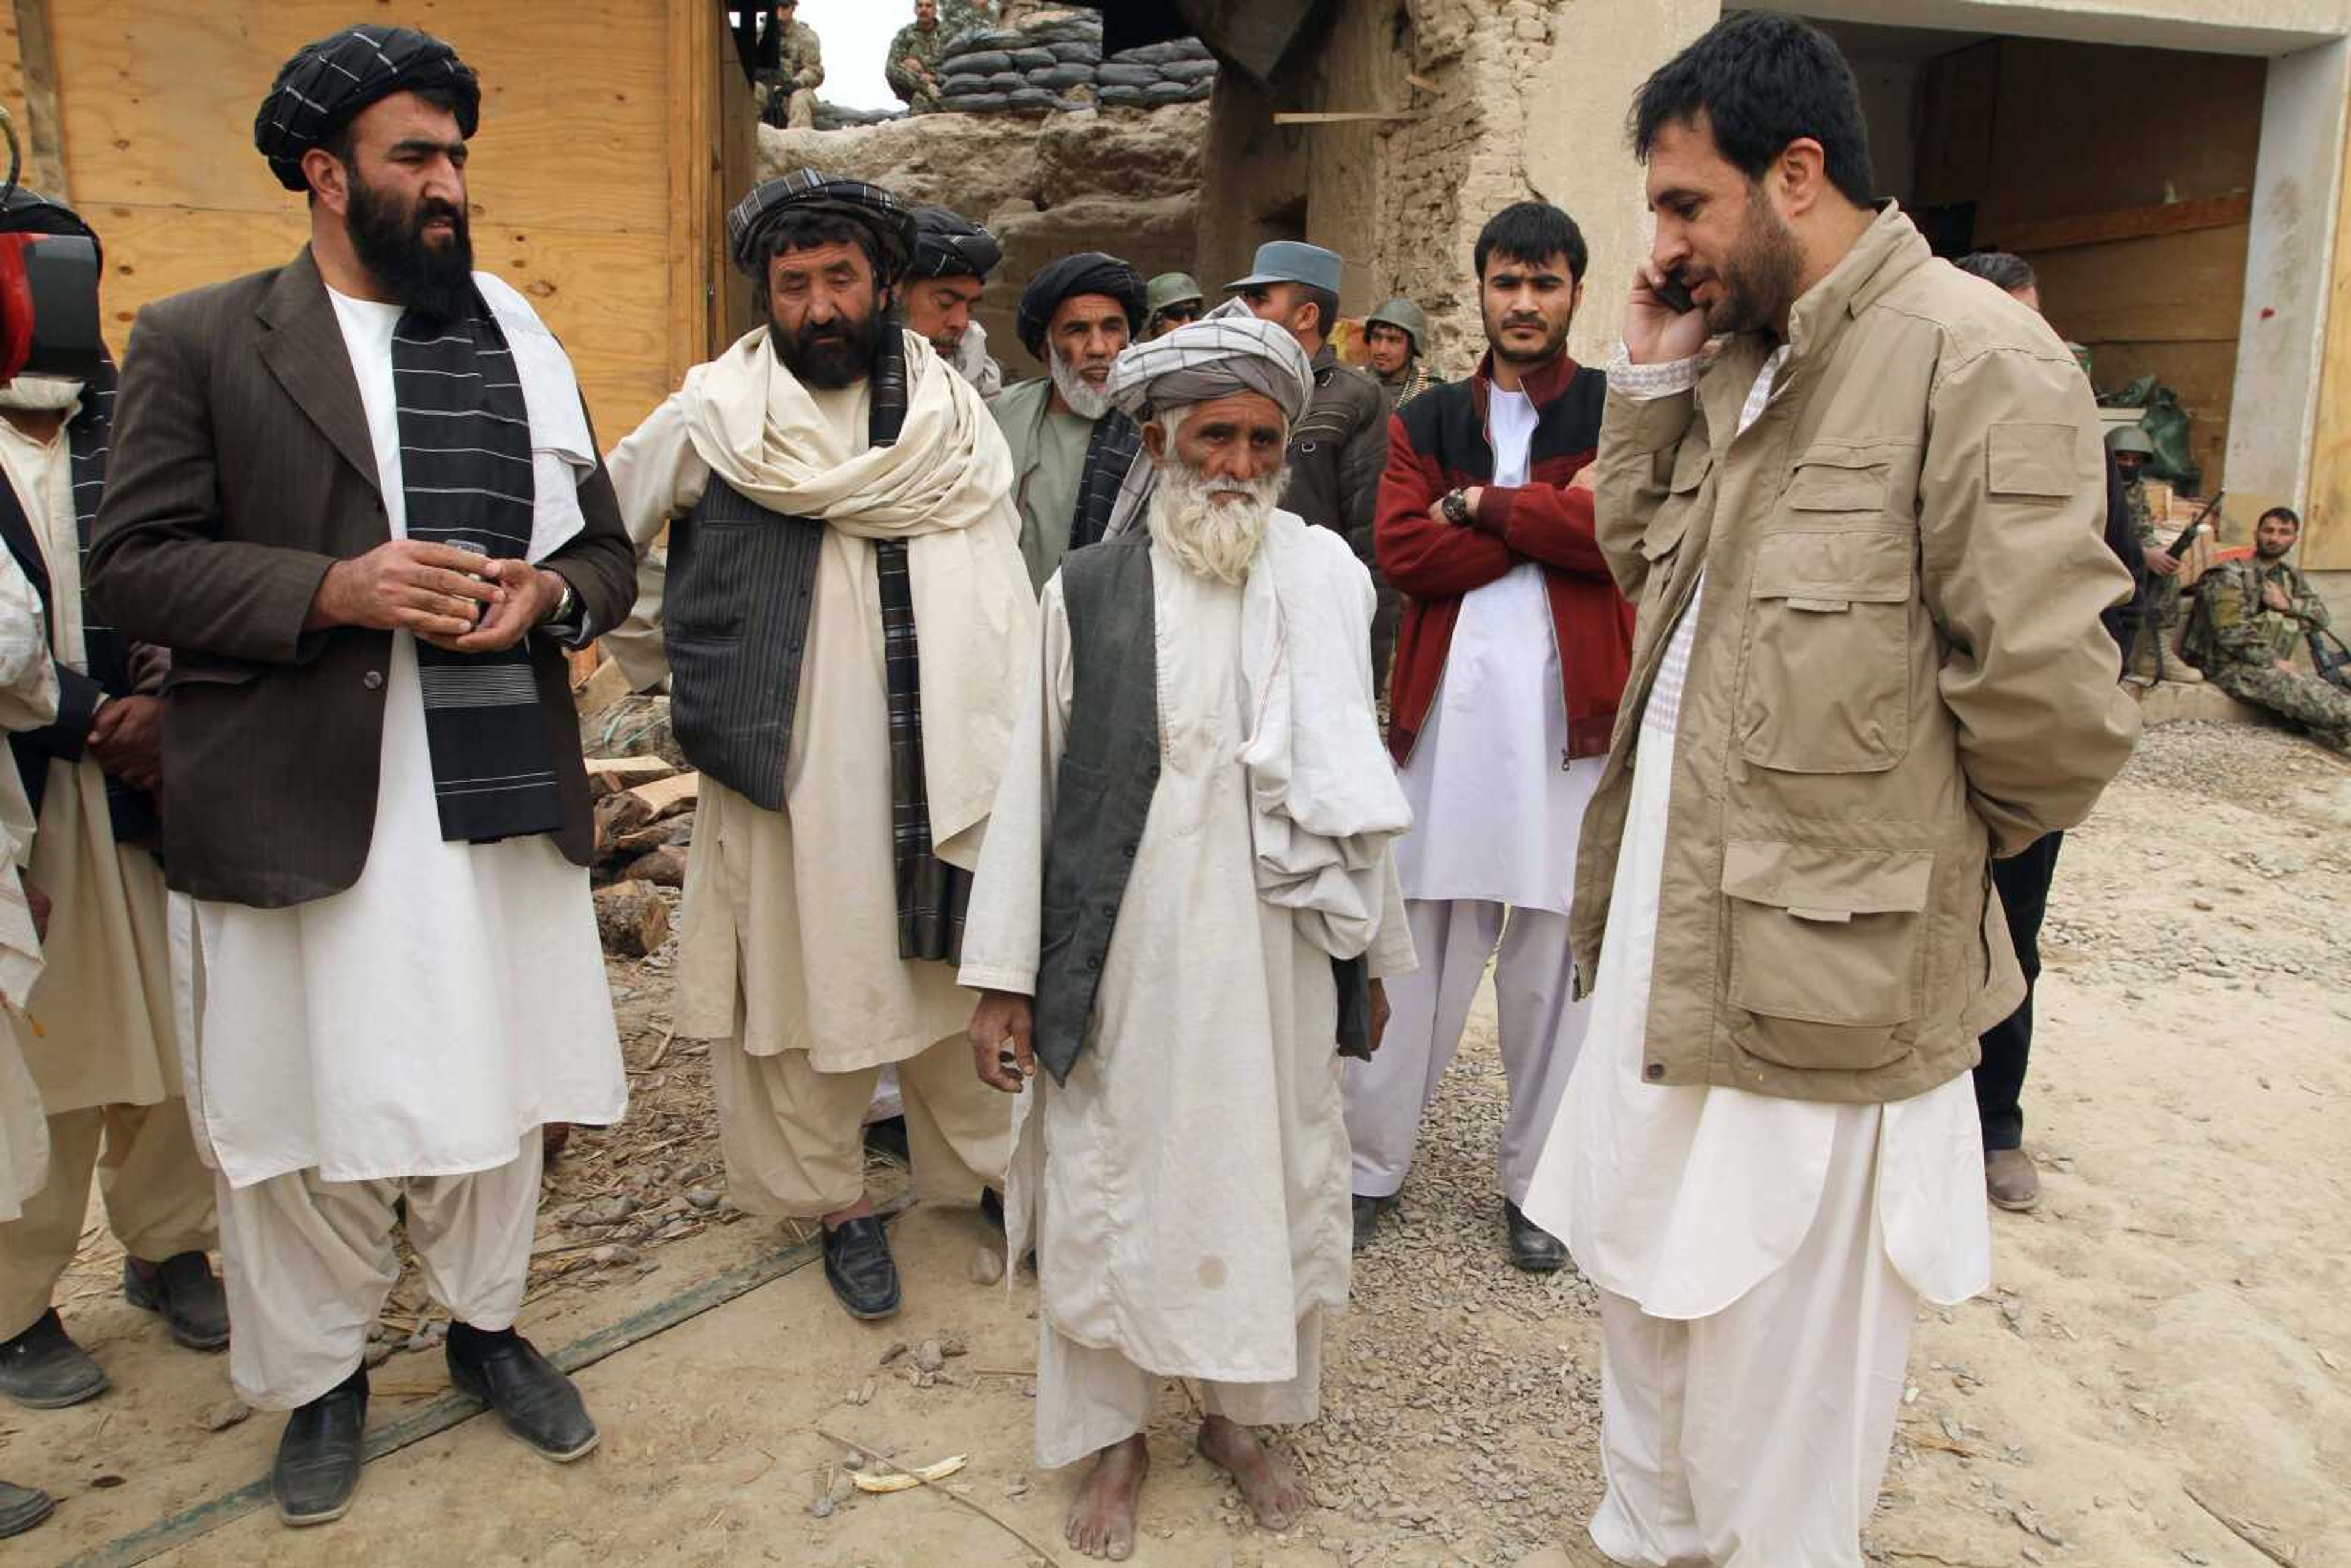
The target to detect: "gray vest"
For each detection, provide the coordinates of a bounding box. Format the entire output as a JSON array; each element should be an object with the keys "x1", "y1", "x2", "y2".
[
  {"x1": 1035, "y1": 530, "x2": 1371, "y2": 1084},
  {"x1": 662, "y1": 477, "x2": 822, "y2": 811}
]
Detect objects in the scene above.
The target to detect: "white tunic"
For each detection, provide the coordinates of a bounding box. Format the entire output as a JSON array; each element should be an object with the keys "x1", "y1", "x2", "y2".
[
  {"x1": 960, "y1": 529, "x2": 1413, "y2": 1384},
  {"x1": 1393, "y1": 386, "x2": 1602, "y2": 915},
  {"x1": 1521, "y1": 345, "x2": 1989, "y2": 1317},
  {"x1": 187, "y1": 290, "x2": 626, "y2": 1190},
  {"x1": 0, "y1": 546, "x2": 54, "y2": 1219}
]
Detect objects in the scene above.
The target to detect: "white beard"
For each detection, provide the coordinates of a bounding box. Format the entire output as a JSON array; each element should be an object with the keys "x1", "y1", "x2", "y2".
[
  {"x1": 1049, "y1": 349, "x2": 1114, "y2": 420},
  {"x1": 0, "y1": 373, "x2": 84, "y2": 413},
  {"x1": 1147, "y1": 446, "x2": 1284, "y2": 587}
]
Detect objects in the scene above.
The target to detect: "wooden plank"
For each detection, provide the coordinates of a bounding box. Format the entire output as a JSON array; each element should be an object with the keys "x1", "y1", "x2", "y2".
[
  {"x1": 1984, "y1": 194, "x2": 2252, "y2": 257},
  {"x1": 573, "y1": 656, "x2": 634, "y2": 718},
  {"x1": 1271, "y1": 110, "x2": 1419, "y2": 126},
  {"x1": 2, "y1": 0, "x2": 67, "y2": 199},
  {"x1": 2020, "y1": 223, "x2": 2251, "y2": 348},
  {"x1": 2298, "y1": 102, "x2": 2351, "y2": 570},
  {"x1": 628, "y1": 772, "x2": 699, "y2": 820},
  {"x1": 45, "y1": 2, "x2": 670, "y2": 234},
  {"x1": 585, "y1": 756, "x2": 676, "y2": 784}
]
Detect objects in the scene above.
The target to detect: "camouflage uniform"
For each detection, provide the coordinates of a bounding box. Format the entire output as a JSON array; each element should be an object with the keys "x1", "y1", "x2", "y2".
[
  {"x1": 759, "y1": 19, "x2": 825, "y2": 129},
  {"x1": 885, "y1": 21, "x2": 947, "y2": 110},
  {"x1": 940, "y1": 0, "x2": 996, "y2": 35},
  {"x1": 2126, "y1": 476, "x2": 2178, "y2": 629},
  {"x1": 2201, "y1": 555, "x2": 2351, "y2": 752},
  {"x1": 1379, "y1": 359, "x2": 1444, "y2": 413}
]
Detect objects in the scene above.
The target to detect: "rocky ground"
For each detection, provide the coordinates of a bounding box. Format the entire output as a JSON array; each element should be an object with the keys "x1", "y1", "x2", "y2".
[{"x1": 11, "y1": 718, "x2": 2347, "y2": 1566}]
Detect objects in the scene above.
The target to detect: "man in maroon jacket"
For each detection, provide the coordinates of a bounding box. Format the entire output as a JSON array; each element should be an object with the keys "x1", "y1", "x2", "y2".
[{"x1": 1343, "y1": 203, "x2": 1635, "y2": 1268}]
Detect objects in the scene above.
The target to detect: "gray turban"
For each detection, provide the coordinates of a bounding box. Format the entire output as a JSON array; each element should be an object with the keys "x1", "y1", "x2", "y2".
[
  {"x1": 1103, "y1": 303, "x2": 1314, "y2": 426},
  {"x1": 1099, "y1": 302, "x2": 1314, "y2": 539},
  {"x1": 255, "y1": 26, "x2": 480, "y2": 192}
]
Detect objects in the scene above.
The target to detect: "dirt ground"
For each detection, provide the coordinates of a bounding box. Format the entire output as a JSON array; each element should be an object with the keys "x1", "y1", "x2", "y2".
[{"x1": 7, "y1": 719, "x2": 2347, "y2": 1568}]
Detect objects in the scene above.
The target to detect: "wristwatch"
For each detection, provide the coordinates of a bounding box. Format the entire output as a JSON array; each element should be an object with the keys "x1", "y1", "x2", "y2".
[{"x1": 1440, "y1": 488, "x2": 1475, "y2": 527}]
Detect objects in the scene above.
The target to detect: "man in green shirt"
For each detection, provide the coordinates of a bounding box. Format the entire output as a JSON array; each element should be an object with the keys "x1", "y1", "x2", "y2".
[
  {"x1": 885, "y1": 1, "x2": 947, "y2": 112},
  {"x1": 2194, "y1": 506, "x2": 2349, "y2": 752}
]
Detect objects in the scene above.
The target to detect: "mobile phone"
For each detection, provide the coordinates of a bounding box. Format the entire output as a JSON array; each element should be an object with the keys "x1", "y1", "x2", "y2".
[{"x1": 1652, "y1": 270, "x2": 1697, "y2": 315}]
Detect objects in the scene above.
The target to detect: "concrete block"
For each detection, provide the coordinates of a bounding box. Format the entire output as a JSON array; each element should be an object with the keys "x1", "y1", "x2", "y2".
[{"x1": 2132, "y1": 679, "x2": 2270, "y2": 728}]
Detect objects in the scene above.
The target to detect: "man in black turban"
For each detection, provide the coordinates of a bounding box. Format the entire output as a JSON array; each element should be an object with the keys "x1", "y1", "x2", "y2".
[
  {"x1": 987, "y1": 252, "x2": 1147, "y2": 591},
  {"x1": 92, "y1": 21, "x2": 641, "y2": 1529},
  {"x1": 904, "y1": 206, "x2": 1004, "y2": 396}
]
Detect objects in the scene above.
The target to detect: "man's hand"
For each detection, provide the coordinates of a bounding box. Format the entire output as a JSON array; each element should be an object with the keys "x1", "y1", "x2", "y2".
[
  {"x1": 23, "y1": 877, "x2": 48, "y2": 940},
  {"x1": 1625, "y1": 258, "x2": 1712, "y2": 367},
  {"x1": 2279, "y1": 658, "x2": 2298, "y2": 674},
  {"x1": 2263, "y1": 580, "x2": 2293, "y2": 613},
  {"x1": 440, "y1": 560, "x2": 566, "y2": 655},
  {"x1": 307, "y1": 539, "x2": 505, "y2": 639},
  {"x1": 1367, "y1": 979, "x2": 1390, "y2": 1057},
  {"x1": 86, "y1": 695, "x2": 164, "y2": 793},
  {"x1": 1569, "y1": 462, "x2": 1599, "y2": 494},
  {"x1": 969, "y1": 989, "x2": 1037, "y2": 1093},
  {"x1": 1425, "y1": 487, "x2": 1487, "y2": 527},
  {"x1": 2145, "y1": 547, "x2": 2180, "y2": 579}
]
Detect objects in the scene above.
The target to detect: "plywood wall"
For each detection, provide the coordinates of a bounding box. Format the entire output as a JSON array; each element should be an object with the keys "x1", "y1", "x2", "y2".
[
  {"x1": 2298, "y1": 99, "x2": 2351, "y2": 571},
  {"x1": 16, "y1": 0, "x2": 734, "y2": 444}
]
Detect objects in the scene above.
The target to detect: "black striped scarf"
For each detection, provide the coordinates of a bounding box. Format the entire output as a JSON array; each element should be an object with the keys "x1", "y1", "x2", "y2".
[
  {"x1": 391, "y1": 295, "x2": 563, "y2": 842},
  {"x1": 868, "y1": 329, "x2": 967, "y2": 963}
]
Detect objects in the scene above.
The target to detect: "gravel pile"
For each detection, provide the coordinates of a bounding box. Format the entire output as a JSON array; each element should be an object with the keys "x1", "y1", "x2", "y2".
[{"x1": 931, "y1": 12, "x2": 1215, "y2": 115}]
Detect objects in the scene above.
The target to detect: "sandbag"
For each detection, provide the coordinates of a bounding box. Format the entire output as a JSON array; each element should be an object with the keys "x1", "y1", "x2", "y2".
[
  {"x1": 1097, "y1": 84, "x2": 1147, "y2": 107},
  {"x1": 941, "y1": 91, "x2": 1011, "y2": 113},
  {"x1": 1141, "y1": 80, "x2": 1191, "y2": 105},
  {"x1": 1112, "y1": 40, "x2": 1204, "y2": 66},
  {"x1": 1027, "y1": 63, "x2": 1095, "y2": 89},
  {"x1": 943, "y1": 49, "x2": 1015, "y2": 75},
  {"x1": 1095, "y1": 62, "x2": 1161, "y2": 88},
  {"x1": 940, "y1": 72, "x2": 995, "y2": 96},
  {"x1": 1007, "y1": 88, "x2": 1057, "y2": 108},
  {"x1": 1049, "y1": 40, "x2": 1103, "y2": 64},
  {"x1": 1161, "y1": 59, "x2": 1217, "y2": 83},
  {"x1": 1009, "y1": 47, "x2": 1057, "y2": 69},
  {"x1": 988, "y1": 70, "x2": 1027, "y2": 91}
]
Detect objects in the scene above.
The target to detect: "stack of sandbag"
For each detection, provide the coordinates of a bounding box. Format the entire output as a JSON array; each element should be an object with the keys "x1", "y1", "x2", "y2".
[{"x1": 931, "y1": 10, "x2": 1215, "y2": 115}]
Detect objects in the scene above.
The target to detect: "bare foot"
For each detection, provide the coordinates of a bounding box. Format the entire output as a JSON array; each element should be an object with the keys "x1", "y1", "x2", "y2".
[
  {"x1": 1065, "y1": 1434, "x2": 1148, "y2": 1560},
  {"x1": 1197, "y1": 1414, "x2": 1306, "y2": 1532}
]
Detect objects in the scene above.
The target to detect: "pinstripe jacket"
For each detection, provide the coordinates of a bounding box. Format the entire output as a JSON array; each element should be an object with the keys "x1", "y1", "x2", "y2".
[{"x1": 86, "y1": 247, "x2": 637, "y2": 907}]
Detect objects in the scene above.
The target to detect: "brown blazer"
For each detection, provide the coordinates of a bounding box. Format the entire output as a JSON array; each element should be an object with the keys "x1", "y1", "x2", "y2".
[{"x1": 86, "y1": 247, "x2": 637, "y2": 907}]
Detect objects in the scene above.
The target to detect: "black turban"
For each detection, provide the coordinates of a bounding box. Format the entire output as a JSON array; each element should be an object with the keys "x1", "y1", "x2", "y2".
[
  {"x1": 253, "y1": 25, "x2": 481, "y2": 192},
  {"x1": 728, "y1": 170, "x2": 917, "y2": 284},
  {"x1": 910, "y1": 206, "x2": 1002, "y2": 282},
  {"x1": 1016, "y1": 252, "x2": 1146, "y2": 359}
]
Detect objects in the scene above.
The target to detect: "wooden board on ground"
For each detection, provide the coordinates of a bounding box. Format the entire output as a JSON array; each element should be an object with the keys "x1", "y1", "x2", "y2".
[{"x1": 629, "y1": 772, "x2": 699, "y2": 821}]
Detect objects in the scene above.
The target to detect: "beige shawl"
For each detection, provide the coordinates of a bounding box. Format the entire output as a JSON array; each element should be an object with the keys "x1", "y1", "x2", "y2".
[{"x1": 675, "y1": 328, "x2": 1035, "y2": 864}]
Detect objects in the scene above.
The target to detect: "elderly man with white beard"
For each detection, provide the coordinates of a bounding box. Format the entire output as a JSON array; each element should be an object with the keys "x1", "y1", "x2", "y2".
[{"x1": 959, "y1": 311, "x2": 1418, "y2": 1561}]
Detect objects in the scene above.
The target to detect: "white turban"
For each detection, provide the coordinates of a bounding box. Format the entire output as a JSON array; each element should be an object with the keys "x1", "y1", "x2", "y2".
[{"x1": 1100, "y1": 301, "x2": 1314, "y2": 537}]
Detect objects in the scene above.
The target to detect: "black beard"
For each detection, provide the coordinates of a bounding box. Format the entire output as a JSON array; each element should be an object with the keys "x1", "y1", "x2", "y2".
[
  {"x1": 1487, "y1": 313, "x2": 1569, "y2": 366},
  {"x1": 771, "y1": 306, "x2": 883, "y2": 389},
  {"x1": 1708, "y1": 195, "x2": 1804, "y2": 337},
  {"x1": 347, "y1": 170, "x2": 474, "y2": 323}
]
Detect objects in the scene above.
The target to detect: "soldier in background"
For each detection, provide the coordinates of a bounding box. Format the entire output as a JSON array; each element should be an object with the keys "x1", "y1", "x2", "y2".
[
  {"x1": 2193, "y1": 506, "x2": 2350, "y2": 752},
  {"x1": 886, "y1": 1, "x2": 948, "y2": 113},
  {"x1": 1142, "y1": 272, "x2": 1204, "y2": 339},
  {"x1": 759, "y1": 1, "x2": 825, "y2": 130},
  {"x1": 2113, "y1": 424, "x2": 2203, "y2": 686},
  {"x1": 1365, "y1": 298, "x2": 1442, "y2": 412}
]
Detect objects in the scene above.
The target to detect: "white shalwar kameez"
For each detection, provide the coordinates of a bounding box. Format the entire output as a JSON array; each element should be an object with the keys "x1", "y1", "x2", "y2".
[
  {"x1": 959, "y1": 520, "x2": 1414, "y2": 1471},
  {"x1": 0, "y1": 550, "x2": 57, "y2": 1226},
  {"x1": 1521, "y1": 349, "x2": 1989, "y2": 1567},
  {"x1": 190, "y1": 288, "x2": 626, "y2": 1409},
  {"x1": 1344, "y1": 386, "x2": 1602, "y2": 1207}
]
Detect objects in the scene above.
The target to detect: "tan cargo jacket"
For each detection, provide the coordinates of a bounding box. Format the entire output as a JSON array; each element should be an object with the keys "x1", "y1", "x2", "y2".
[{"x1": 1575, "y1": 206, "x2": 2140, "y2": 1104}]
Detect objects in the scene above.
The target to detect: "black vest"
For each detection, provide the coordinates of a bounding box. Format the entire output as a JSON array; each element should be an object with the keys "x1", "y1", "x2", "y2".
[
  {"x1": 1033, "y1": 530, "x2": 1371, "y2": 1084},
  {"x1": 662, "y1": 477, "x2": 823, "y2": 811}
]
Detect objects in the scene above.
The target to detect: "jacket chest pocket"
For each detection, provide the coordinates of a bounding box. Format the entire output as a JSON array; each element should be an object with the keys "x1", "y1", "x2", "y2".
[
  {"x1": 1288, "y1": 415, "x2": 1347, "y2": 460},
  {"x1": 1738, "y1": 526, "x2": 1913, "y2": 773},
  {"x1": 1636, "y1": 441, "x2": 1710, "y2": 614},
  {"x1": 1721, "y1": 838, "x2": 1930, "y2": 1073}
]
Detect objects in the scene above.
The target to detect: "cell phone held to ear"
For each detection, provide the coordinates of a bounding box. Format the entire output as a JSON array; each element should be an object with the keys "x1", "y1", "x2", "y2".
[{"x1": 1652, "y1": 270, "x2": 1697, "y2": 316}]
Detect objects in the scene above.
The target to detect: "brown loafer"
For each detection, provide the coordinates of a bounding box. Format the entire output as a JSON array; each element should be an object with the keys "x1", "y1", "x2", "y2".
[{"x1": 1986, "y1": 1147, "x2": 2041, "y2": 1212}]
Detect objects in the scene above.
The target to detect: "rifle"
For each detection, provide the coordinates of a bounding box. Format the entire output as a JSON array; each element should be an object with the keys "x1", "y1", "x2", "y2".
[
  {"x1": 2311, "y1": 625, "x2": 2351, "y2": 693},
  {"x1": 2164, "y1": 490, "x2": 2224, "y2": 560}
]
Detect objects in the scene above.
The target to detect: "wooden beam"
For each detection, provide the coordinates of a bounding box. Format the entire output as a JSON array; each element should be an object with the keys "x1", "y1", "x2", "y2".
[
  {"x1": 1271, "y1": 110, "x2": 1421, "y2": 126},
  {"x1": 1985, "y1": 193, "x2": 2253, "y2": 255}
]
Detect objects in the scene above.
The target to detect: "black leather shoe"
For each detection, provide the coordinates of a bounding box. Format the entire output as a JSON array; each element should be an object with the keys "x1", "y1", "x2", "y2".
[
  {"x1": 446, "y1": 1329, "x2": 598, "y2": 1461},
  {"x1": 124, "y1": 1252, "x2": 231, "y2": 1351},
  {"x1": 1503, "y1": 1199, "x2": 1567, "y2": 1273},
  {"x1": 273, "y1": 1370, "x2": 368, "y2": 1527},
  {"x1": 0, "y1": 1309, "x2": 108, "y2": 1409},
  {"x1": 0, "y1": 1479, "x2": 54, "y2": 1539},
  {"x1": 1351, "y1": 1193, "x2": 1397, "y2": 1251},
  {"x1": 822, "y1": 1215, "x2": 902, "y2": 1320}
]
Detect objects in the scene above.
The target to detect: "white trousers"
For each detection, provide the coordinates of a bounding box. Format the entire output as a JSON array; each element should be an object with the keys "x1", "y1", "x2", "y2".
[
  {"x1": 1588, "y1": 1106, "x2": 1918, "y2": 1568},
  {"x1": 216, "y1": 1133, "x2": 543, "y2": 1410},
  {"x1": 1034, "y1": 1308, "x2": 1325, "y2": 1472},
  {"x1": 1343, "y1": 898, "x2": 1587, "y2": 1204}
]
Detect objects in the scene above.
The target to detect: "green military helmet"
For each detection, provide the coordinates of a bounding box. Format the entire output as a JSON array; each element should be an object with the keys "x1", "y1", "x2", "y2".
[
  {"x1": 2105, "y1": 424, "x2": 2156, "y2": 458},
  {"x1": 1146, "y1": 271, "x2": 1204, "y2": 317},
  {"x1": 1365, "y1": 297, "x2": 1430, "y2": 357}
]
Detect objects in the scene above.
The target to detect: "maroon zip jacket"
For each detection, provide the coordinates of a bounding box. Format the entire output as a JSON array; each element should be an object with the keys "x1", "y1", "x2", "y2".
[{"x1": 1374, "y1": 350, "x2": 1635, "y2": 765}]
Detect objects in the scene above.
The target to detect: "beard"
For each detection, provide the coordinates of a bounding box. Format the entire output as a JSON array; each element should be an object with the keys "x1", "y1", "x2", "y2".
[
  {"x1": 1703, "y1": 193, "x2": 1805, "y2": 336},
  {"x1": 771, "y1": 304, "x2": 885, "y2": 390},
  {"x1": 1050, "y1": 347, "x2": 1114, "y2": 419},
  {"x1": 346, "y1": 169, "x2": 475, "y2": 323},
  {"x1": 1486, "y1": 305, "x2": 1569, "y2": 367},
  {"x1": 0, "y1": 373, "x2": 84, "y2": 413},
  {"x1": 2257, "y1": 538, "x2": 2294, "y2": 560},
  {"x1": 1147, "y1": 437, "x2": 1285, "y2": 587}
]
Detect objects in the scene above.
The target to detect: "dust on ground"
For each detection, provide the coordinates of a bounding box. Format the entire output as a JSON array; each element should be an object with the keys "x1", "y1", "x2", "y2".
[{"x1": 6, "y1": 721, "x2": 2347, "y2": 1567}]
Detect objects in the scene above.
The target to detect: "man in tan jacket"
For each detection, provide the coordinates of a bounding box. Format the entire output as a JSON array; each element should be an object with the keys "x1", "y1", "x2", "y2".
[{"x1": 1520, "y1": 16, "x2": 2138, "y2": 1567}]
